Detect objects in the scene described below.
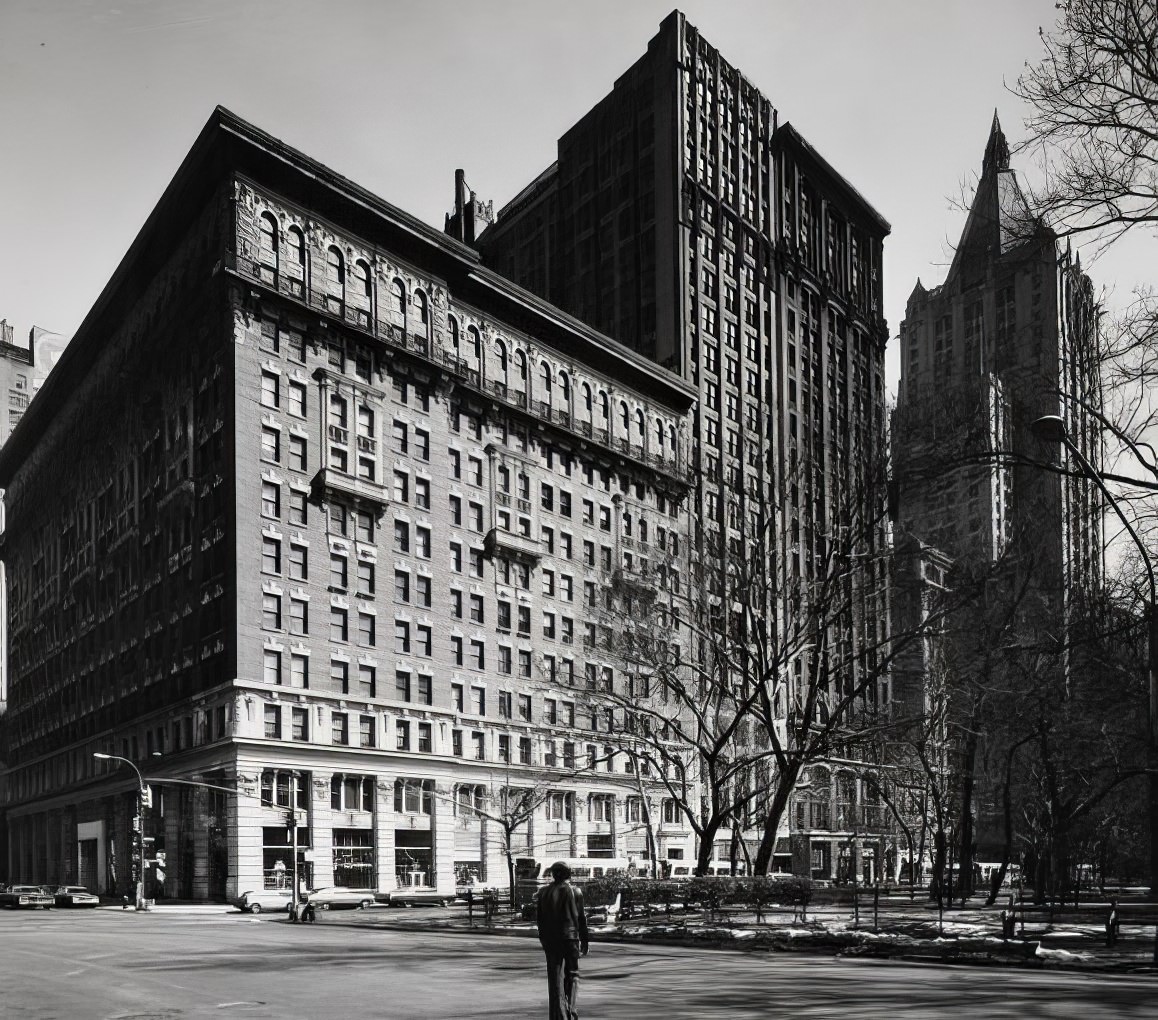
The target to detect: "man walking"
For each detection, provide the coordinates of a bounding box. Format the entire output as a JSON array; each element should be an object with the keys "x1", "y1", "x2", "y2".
[{"x1": 536, "y1": 862, "x2": 589, "y2": 1020}]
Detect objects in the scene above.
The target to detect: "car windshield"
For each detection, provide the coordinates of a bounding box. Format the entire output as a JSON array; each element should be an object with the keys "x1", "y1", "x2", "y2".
[
  {"x1": 65, "y1": 887, "x2": 89, "y2": 893},
  {"x1": 13, "y1": 886, "x2": 40, "y2": 892}
]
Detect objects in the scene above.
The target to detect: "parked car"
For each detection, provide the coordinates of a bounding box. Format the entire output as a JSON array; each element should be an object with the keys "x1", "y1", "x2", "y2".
[
  {"x1": 0, "y1": 885, "x2": 53, "y2": 909},
  {"x1": 233, "y1": 888, "x2": 294, "y2": 914},
  {"x1": 384, "y1": 888, "x2": 455, "y2": 908},
  {"x1": 307, "y1": 886, "x2": 376, "y2": 910},
  {"x1": 45, "y1": 885, "x2": 99, "y2": 908}
]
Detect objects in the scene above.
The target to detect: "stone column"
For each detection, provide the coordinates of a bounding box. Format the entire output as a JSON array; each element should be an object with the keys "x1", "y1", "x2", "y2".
[
  {"x1": 431, "y1": 781, "x2": 456, "y2": 894},
  {"x1": 192, "y1": 788, "x2": 210, "y2": 900},
  {"x1": 375, "y1": 777, "x2": 396, "y2": 891},
  {"x1": 309, "y1": 771, "x2": 335, "y2": 889}
]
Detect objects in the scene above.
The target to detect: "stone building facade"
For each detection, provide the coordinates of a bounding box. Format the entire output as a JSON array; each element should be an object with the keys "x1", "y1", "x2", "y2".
[{"x1": 0, "y1": 108, "x2": 696, "y2": 900}]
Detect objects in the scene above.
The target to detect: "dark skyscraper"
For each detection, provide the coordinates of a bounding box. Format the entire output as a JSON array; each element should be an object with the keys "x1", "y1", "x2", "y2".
[{"x1": 478, "y1": 10, "x2": 895, "y2": 878}]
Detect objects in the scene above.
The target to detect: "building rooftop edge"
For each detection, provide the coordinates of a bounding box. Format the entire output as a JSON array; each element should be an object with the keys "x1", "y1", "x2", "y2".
[{"x1": 0, "y1": 106, "x2": 692, "y2": 485}]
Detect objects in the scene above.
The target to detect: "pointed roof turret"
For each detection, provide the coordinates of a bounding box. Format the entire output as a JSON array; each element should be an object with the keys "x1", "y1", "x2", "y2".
[{"x1": 982, "y1": 109, "x2": 1010, "y2": 177}]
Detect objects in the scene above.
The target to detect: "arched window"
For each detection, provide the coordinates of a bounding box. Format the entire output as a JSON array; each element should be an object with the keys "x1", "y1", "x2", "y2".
[
  {"x1": 655, "y1": 417, "x2": 665, "y2": 448},
  {"x1": 559, "y1": 371, "x2": 571, "y2": 405},
  {"x1": 540, "y1": 362, "x2": 552, "y2": 403},
  {"x1": 325, "y1": 247, "x2": 345, "y2": 313},
  {"x1": 285, "y1": 226, "x2": 305, "y2": 296},
  {"x1": 515, "y1": 350, "x2": 528, "y2": 388},
  {"x1": 619, "y1": 401, "x2": 630, "y2": 434},
  {"x1": 599, "y1": 392, "x2": 610, "y2": 426},
  {"x1": 391, "y1": 279, "x2": 406, "y2": 325},
  {"x1": 468, "y1": 325, "x2": 482, "y2": 361},
  {"x1": 495, "y1": 339, "x2": 509, "y2": 384},
  {"x1": 354, "y1": 260, "x2": 371, "y2": 298},
  {"x1": 414, "y1": 290, "x2": 429, "y2": 330},
  {"x1": 635, "y1": 408, "x2": 646, "y2": 444},
  {"x1": 448, "y1": 316, "x2": 460, "y2": 352},
  {"x1": 668, "y1": 423, "x2": 677, "y2": 453},
  {"x1": 582, "y1": 383, "x2": 593, "y2": 418},
  {"x1": 258, "y1": 213, "x2": 278, "y2": 282}
]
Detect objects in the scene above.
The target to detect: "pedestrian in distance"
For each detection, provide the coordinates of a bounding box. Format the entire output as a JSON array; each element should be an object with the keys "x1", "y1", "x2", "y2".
[{"x1": 535, "y1": 861, "x2": 589, "y2": 1020}]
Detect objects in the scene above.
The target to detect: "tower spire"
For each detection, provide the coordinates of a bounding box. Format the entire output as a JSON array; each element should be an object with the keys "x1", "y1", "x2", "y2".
[{"x1": 982, "y1": 109, "x2": 1010, "y2": 177}]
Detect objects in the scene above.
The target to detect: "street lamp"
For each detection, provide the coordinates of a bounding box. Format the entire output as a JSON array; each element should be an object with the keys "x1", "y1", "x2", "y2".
[
  {"x1": 1030, "y1": 414, "x2": 1158, "y2": 904},
  {"x1": 93, "y1": 752, "x2": 148, "y2": 910}
]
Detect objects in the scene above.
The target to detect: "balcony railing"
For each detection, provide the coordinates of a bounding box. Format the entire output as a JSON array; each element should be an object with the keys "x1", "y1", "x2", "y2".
[
  {"x1": 484, "y1": 527, "x2": 543, "y2": 564},
  {"x1": 311, "y1": 466, "x2": 389, "y2": 512}
]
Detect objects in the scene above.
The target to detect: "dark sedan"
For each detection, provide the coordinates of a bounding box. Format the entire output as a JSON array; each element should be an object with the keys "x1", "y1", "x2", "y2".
[
  {"x1": 46, "y1": 885, "x2": 100, "y2": 908},
  {"x1": 0, "y1": 885, "x2": 53, "y2": 909}
]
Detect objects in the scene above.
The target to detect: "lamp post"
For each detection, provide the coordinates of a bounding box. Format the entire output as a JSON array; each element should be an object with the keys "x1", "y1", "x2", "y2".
[
  {"x1": 1030, "y1": 414, "x2": 1158, "y2": 906},
  {"x1": 93, "y1": 752, "x2": 147, "y2": 910}
]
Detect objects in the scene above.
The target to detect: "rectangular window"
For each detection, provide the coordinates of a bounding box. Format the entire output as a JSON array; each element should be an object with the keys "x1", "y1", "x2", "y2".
[
  {"x1": 395, "y1": 670, "x2": 412, "y2": 702},
  {"x1": 291, "y1": 706, "x2": 308, "y2": 741},
  {"x1": 358, "y1": 664, "x2": 376, "y2": 698},
  {"x1": 289, "y1": 598, "x2": 308, "y2": 636},
  {"x1": 288, "y1": 380, "x2": 307, "y2": 418},
  {"x1": 415, "y1": 575, "x2": 431, "y2": 607},
  {"x1": 395, "y1": 621, "x2": 411, "y2": 654},
  {"x1": 417, "y1": 674, "x2": 433, "y2": 706},
  {"x1": 264, "y1": 705, "x2": 281, "y2": 739},
  {"x1": 263, "y1": 650, "x2": 282, "y2": 685},
  {"x1": 357, "y1": 612, "x2": 376, "y2": 647},
  {"x1": 357, "y1": 560, "x2": 375, "y2": 596},
  {"x1": 288, "y1": 489, "x2": 307, "y2": 525},
  {"x1": 288, "y1": 543, "x2": 307, "y2": 581},
  {"x1": 396, "y1": 720, "x2": 411, "y2": 751},
  {"x1": 262, "y1": 536, "x2": 281, "y2": 574},
  {"x1": 359, "y1": 715, "x2": 375, "y2": 748},
  {"x1": 331, "y1": 712, "x2": 348, "y2": 745},
  {"x1": 289, "y1": 653, "x2": 308, "y2": 688},
  {"x1": 262, "y1": 593, "x2": 281, "y2": 630},
  {"x1": 261, "y1": 426, "x2": 280, "y2": 463},
  {"x1": 417, "y1": 722, "x2": 432, "y2": 753},
  {"x1": 330, "y1": 659, "x2": 349, "y2": 694},
  {"x1": 261, "y1": 481, "x2": 280, "y2": 519},
  {"x1": 328, "y1": 548, "x2": 345, "y2": 588},
  {"x1": 288, "y1": 435, "x2": 307, "y2": 472},
  {"x1": 330, "y1": 606, "x2": 348, "y2": 642}
]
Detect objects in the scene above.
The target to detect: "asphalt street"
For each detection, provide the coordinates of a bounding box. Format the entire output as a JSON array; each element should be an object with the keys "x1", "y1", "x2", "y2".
[{"x1": 1, "y1": 908, "x2": 1155, "y2": 1019}]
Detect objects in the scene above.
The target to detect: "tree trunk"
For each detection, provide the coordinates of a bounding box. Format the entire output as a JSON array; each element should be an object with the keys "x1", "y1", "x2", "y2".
[
  {"x1": 505, "y1": 840, "x2": 516, "y2": 908},
  {"x1": 695, "y1": 817, "x2": 723, "y2": 877},
  {"x1": 930, "y1": 826, "x2": 947, "y2": 905},
  {"x1": 957, "y1": 727, "x2": 978, "y2": 900},
  {"x1": 753, "y1": 761, "x2": 800, "y2": 875}
]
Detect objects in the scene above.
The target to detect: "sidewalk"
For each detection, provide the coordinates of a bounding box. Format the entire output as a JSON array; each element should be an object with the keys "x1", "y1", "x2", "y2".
[{"x1": 314, "y1": 899, "x2": 1158, "y2": 974}]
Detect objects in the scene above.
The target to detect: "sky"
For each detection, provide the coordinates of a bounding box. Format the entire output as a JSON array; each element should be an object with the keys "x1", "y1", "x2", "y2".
[{"x1": 0, "y1": 0, "x2": 1148, "y2": 395}]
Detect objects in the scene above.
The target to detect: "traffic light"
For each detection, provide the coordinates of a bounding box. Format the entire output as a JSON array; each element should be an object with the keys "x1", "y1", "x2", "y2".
[
  {"x1": 142, "y1": 786, "x2": 153, "y2": 809},
  {"x1": 132, "y1": 814, "x2": 141, "y2": 832}
]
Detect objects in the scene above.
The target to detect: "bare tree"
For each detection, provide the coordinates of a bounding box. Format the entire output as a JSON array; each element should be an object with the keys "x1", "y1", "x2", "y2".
[
  {"x1": 1015, "y1": 0, "x2": 1158, "y2": 246},
  {"x1": 590, "y1": 454, "x2": 962, "y2": 878}
]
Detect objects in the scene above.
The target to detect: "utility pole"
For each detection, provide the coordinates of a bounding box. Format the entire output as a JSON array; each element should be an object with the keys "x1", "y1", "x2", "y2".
[{"x1": 94, "y1": 753, "x2": 147, "y2": 910}]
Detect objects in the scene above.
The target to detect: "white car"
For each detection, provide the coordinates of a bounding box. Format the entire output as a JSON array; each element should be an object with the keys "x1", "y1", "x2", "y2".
[
  {"x1": 307, "y1": 886, "x2": 377, "y2": 910},
  {"x1": 234, "y1": 888, "x2": 294, "y2": 914}
]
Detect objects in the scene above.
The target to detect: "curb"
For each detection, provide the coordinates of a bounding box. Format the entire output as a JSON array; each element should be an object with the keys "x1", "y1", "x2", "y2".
[{"x1": 313, "y1": 916, "x2": 1158, "y2": 974}]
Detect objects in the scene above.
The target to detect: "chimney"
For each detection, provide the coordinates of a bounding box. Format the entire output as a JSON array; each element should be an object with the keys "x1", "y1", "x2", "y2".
[{"x1": 444, "y1": 169, "x2": 493, "y2": 248}]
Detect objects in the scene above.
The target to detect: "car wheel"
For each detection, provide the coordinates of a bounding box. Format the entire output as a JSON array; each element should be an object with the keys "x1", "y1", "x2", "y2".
[
  {"x1": 359, "y1": 899, "x2": 372, "y2": 910},
  {"x1": 440, "y1": 899, "x2": 452, "y2": 908},
  {"x1": 250, "y1": 903, "x2": 262, "y2": 914},
  {"x1": 321, "y1": 902, "x2": 330, "y2": 910}
]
